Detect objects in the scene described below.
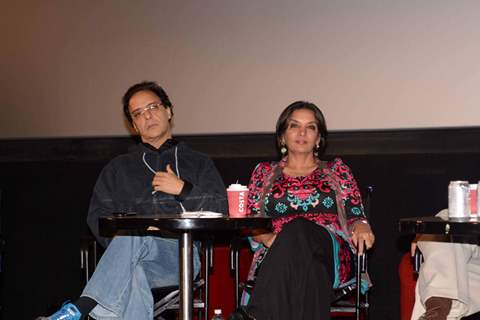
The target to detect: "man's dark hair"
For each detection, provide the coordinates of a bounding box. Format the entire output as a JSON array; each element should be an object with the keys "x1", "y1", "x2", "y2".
[
  {"x1": 122, "y1": 81, "x2": 173, "y2": 124},
  {"x1": 275, "y1": 100, "x2": 328, "y2": 157}
]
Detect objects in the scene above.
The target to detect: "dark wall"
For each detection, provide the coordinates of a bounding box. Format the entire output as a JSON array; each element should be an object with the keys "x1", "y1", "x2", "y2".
[{"x1": 1, "y1": 128, "x2": 480, "y2": 319}]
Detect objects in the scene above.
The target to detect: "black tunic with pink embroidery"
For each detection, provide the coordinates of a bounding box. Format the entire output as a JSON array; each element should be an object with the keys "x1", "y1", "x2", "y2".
[{"x1": 246, "y1": 157, "x2": 366, "y2": 287}]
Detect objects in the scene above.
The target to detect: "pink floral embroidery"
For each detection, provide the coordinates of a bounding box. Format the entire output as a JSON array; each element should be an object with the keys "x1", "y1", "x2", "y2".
[{"x1": 246, "y1": 157, "x2": 366, "y2": 286}]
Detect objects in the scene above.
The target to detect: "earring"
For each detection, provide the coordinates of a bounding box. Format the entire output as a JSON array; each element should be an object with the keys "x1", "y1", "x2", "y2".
[
  {"x1": 314, "y1": 143, "x2": 320, "y2": 157},
  {"x1": 280, "y1": 145, "x2": 287, "y2": 155}
]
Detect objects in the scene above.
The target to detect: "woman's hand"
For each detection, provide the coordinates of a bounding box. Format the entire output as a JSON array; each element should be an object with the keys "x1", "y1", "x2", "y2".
[
  {"x1": 351, "y1": 221, "x2": 375, "y2": 255},
  {"x1": 252, "y1": 232, "x2": 277, "y2": 248}
]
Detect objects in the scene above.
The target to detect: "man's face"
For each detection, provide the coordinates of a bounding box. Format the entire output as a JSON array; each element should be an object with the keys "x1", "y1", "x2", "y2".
[{"x1": 128, "y1": 90, "x2": 172, "y2": 147}]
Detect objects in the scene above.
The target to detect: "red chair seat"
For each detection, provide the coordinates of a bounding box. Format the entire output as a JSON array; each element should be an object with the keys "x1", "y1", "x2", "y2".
[
  {"x1": 399, "y1": 253, "x2": 417, "y2": 320},
  {"x1": 207, "y1": 245, "x2": 252, "y2": 319}
]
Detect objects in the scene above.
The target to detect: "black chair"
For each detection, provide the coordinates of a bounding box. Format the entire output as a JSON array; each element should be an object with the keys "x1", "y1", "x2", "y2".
[
  {"x1": 80, "y1": 235, "x2": 99, "y2": 284},
  {"x1": 232, "y1": 186, "x2": 374, "y2": 320},
  {"x1": 152, "y1": 239, "x2": 213, "y2": 320},
  {"x1": 330, "y1": 186, "x2": 373, "y2": 319},
  {"x1": 411, "y1": 244, "x2": 480, "y2": 320},
  {"x1": 0, "y1": 189, "x2": 4, "y2": 314},
  {"x1": 79, "y1": 235, "x2": 102, "y2": 320},
  {"x1": 330, "y1": 253, "x2": 369, "y2": 319},
  {"x1": 79, "y1": 236, "x2": 213, "y2": 320},
  {"x1": 231, "y1": 242, "x2": 370, "y2": 320}
]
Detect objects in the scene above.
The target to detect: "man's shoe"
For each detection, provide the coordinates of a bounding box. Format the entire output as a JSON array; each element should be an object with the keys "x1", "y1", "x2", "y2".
[
  {"x1": 36, "y1": 303, "x2": 82, "y2": 320},
  {"x1": 419, "y1": 297, "x2": 452, "y2": 320}
]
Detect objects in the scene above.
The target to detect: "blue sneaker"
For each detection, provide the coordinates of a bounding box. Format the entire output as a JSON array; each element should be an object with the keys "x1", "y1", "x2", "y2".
[{"x1": 39, "y1": 302, "x2": 82, "y2": 320}]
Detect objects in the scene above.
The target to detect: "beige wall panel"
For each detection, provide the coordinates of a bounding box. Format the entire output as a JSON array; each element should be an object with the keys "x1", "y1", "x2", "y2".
[{"x1": 1, "y1": 0, "x2": 480, "y2": 138}]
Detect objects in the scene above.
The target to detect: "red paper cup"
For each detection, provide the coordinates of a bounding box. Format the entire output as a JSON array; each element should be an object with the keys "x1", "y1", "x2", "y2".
[
  {"x1": 227, "y1": 185, "x2": 248, "y2": 217},
  {"x1": 470, "y1": 184, "x2": 477, "y2": 214}
]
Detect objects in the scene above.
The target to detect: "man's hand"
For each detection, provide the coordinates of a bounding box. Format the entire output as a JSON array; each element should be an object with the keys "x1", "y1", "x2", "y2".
[
  {"x1": 152, "y1": 164, "x2": 184, "y2": 195},
  {"x1": 410, "y1": 234, "x2": 444, "y2": 256},
  {"x1": 351, "y1": 222, "x2": 375, "y2": 255},
  {"x1": 411, "y1": 240, "x2": 418, "y2": 257}
]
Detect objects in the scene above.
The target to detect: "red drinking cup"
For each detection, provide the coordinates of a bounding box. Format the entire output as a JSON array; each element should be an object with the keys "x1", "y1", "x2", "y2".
[{"x1": 227, "y1": 184, "x2": 248, "y2": 217}]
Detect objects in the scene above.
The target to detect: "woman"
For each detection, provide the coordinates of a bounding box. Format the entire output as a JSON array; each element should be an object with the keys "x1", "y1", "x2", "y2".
[{"x1": 231, "y1": 101, "x2": 375, "y2": 320}]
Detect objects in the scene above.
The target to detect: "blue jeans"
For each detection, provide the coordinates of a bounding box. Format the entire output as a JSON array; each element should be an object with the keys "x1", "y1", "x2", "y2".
[{"x1": 82, "y1": 236, "x2": 200, "y2": 320}]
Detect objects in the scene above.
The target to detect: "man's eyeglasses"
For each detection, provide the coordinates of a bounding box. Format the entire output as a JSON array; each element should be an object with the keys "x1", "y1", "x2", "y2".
[{"x1": 130, "y1": 103, "x2": 164, "y2": 120}]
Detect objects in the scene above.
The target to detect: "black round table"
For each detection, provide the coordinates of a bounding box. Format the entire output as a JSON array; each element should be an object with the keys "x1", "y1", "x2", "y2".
[{"x1": 99, "y1": 213, "x2": 271, "y2": 320}]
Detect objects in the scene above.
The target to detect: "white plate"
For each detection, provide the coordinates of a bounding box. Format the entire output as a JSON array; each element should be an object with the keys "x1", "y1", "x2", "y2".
[{"x1": 180, "y1": 211, "x2": 224, "y2": 218}]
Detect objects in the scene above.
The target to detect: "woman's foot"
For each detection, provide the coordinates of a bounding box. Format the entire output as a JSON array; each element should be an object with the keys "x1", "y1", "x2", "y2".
[{"x1": 228, "y1": 306, "x2": 255, "y2": 320}]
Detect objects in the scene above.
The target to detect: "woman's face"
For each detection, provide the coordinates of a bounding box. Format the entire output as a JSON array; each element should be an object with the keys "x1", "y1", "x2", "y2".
[{"x1": 281, "y1": 108, "x2": 321, "y2": 155}]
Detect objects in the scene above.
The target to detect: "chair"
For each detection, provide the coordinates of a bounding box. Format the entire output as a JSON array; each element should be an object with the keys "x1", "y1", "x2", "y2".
[
  {"x1": 80, "y1": 235, "x2": 213, "y2": 320},
  {"x1": 0, "y1": 189, "x2": 4, "y2": 314},
  {"x1": 152, "y1": 239, "x2": 213, "y2": 320},
  {"x1": 231, "y1": 243, "x2": 370, "y2": 320},
  {"x1": 399, "y1": 252, "x2": 417, "y2": 320},
  {"x1": 330, "y1": 253, "x2": 369, "y2": 319},
  {"x1": 80, "y1": 235, "x2": 99, "y2": 284},
  {"x1": 400, "y1": 250, "x2": 480, "y2": 320},
  {"x1": 330, "y1": 186, "x2": 374, "y2": 319},
  {"x1": 231, "y1": 186, "x2": 374, "y2": 320},
  {"x1": 0, "y1": 189, "x2": 4, "y2": 270}
]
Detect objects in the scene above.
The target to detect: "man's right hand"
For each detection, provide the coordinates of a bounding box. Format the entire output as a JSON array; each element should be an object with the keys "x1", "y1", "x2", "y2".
[
  {"x1": 411, "y1": 241, "x2": 418, "y2": 257},
  {"x1": 411, "y1": 233, "x2": 445, "y2": 256},
  {"x1": 152, "y1": 164, "x2": 184, "y2": 195}
]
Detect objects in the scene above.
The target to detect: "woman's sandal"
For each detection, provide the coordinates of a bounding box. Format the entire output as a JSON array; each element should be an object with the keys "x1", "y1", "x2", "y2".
[{"x1": 228, "y1": 306, "x2": 256, "y2": 320}]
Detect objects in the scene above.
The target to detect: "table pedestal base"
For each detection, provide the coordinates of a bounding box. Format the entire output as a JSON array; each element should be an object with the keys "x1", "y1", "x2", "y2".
[{"x1": 179, "y1": 231, "x2": 193, "y2": 320}]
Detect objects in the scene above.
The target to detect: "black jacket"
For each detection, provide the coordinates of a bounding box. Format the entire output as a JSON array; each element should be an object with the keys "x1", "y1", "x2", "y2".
[{"x1": 87, "y1": 140, "x2": 228, "y2": 247}]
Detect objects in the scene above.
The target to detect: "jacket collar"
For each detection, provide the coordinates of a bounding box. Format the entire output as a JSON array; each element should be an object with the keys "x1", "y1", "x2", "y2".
[{"x1": 140, "y1": 138, "x2": 179, "y2": 154}]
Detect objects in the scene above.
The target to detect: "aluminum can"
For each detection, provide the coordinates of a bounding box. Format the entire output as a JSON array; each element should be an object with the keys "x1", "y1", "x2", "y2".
[
  {"x1": 448, "y1": 181, "x2": 470, "y2": 219},
  {"x1": 476, "y1": 181, "x2": 480, "y2": 217}
]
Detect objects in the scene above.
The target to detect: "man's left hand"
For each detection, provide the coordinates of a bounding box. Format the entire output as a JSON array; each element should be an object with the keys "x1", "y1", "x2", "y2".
[{"x1": 152, "y1": 164, "x2": 184, "y2": 195}]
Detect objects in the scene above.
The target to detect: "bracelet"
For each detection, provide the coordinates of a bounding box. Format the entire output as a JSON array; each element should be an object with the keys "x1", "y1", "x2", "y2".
[
  {"x1": 351, "y1": 219, "x2": 369, "y2": 234},
  {"x1": 355, "y1": 219, "x2": 369, "y2": 225}
]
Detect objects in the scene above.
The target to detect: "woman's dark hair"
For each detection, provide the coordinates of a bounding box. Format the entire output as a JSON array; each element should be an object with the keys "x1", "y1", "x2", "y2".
[
  {"x1": 122, "y1": 81, "x2": 173, "y2": 124},
  {"x1": 275, "y1": 101, "x2": 328, "y2": 156}
]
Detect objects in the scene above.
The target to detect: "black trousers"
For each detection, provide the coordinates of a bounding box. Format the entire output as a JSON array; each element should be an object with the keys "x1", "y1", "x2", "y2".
[{"x1": 247, "y1": 218, "x2": 334, "y2": 320}]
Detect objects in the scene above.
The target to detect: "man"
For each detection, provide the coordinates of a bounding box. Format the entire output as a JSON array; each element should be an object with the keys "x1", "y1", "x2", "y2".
[
  {"x1": 39, "y1": 81, "x2": 227, "y2": 320},
  {"x1": 411, "y1": 209, "x2": 480, "y2": 320}
]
